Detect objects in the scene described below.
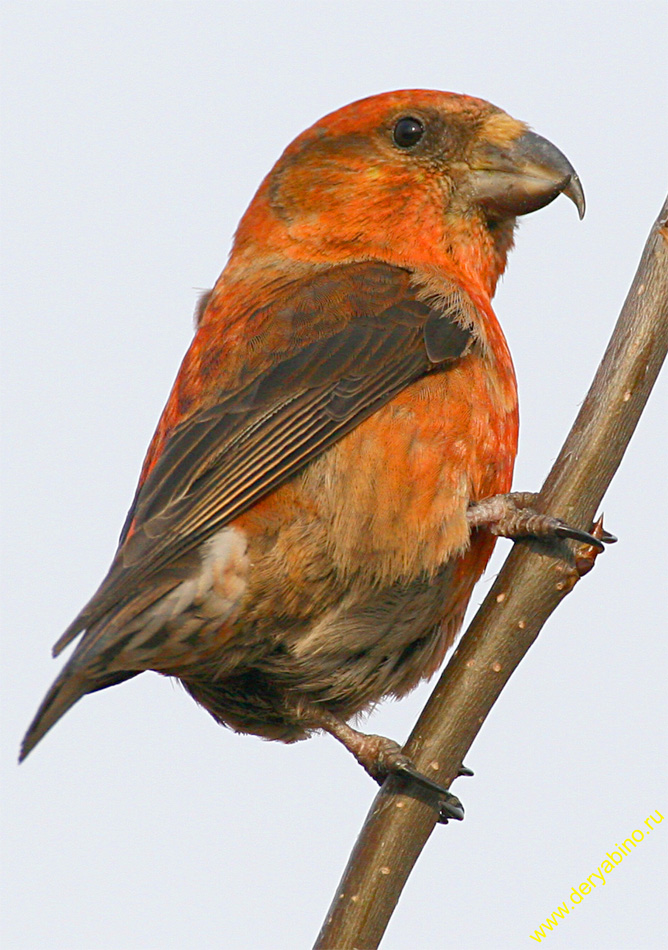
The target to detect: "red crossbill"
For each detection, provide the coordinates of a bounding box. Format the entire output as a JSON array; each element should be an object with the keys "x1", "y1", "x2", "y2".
[{"x1": 22, "y1": 90, "x2": 606, "y2": 818}]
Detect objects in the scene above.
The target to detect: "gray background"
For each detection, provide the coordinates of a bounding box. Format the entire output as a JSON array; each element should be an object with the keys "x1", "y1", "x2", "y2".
[{"x1": 2, "y1": 3, "x2": 666, "y2": 948}]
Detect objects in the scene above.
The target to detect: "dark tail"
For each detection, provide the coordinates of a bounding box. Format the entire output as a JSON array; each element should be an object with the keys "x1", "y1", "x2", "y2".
[
  {"x1": 20, "y1": 665, "x2": 138, "y2": 761},
  {"x1": 21, "y1": 576, "x2": 177, "y2": 761},
  {"x1": 20, "y1": 667, "x2": 91, "y2": 762}
]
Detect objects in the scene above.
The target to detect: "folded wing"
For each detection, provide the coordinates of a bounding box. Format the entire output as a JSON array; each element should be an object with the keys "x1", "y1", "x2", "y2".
[{"x1": 59, "y1": 262, "x2": 475, "y2": 650}]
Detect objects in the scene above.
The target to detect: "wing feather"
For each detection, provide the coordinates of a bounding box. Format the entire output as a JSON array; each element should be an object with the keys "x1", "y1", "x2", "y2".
[{"x1": 54, "y1": 263, "x2": 475, "y2": 653}]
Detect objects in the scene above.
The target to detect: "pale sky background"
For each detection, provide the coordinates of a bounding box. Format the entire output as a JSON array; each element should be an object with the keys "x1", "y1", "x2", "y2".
[{"x1": 1, "y1": 3, "x2": 666, "y2": 949}]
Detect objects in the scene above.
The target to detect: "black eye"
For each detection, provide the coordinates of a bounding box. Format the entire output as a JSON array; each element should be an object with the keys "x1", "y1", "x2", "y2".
[{"x1": 393, "y1": 116, "x2": 425, "y2": 148}]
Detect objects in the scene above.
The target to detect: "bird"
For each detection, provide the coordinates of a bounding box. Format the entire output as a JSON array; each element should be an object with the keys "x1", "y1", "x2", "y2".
[{"x1": 21, "y1": 89, "x2": 607, "y2": 818}]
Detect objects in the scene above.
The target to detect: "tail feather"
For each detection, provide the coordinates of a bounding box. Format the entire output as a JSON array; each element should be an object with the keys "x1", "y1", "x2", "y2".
[
  {"x1": 20, "y1": 667, "x2": 91, "y2": 762},
  {"x1": 22, "y1": 568, "x2": 194, "y2": 760},
  {"x1": 52, "y1": 618, "x2": 87, "y2": 658}
]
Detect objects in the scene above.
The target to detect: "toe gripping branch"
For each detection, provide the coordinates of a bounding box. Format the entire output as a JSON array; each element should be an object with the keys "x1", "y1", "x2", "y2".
[
  {"x1": 348, "y1": 731, "x2": 467, "y2": 824},
  {"x1": 315, "y1": 710, "x2": 469, "y2": 825},
  {"x1": 389, "y1": 758, "x2": 466, "y2": 824},
  {"x1": 467, "y1": 492, "x2": 617, "y2": 554}
]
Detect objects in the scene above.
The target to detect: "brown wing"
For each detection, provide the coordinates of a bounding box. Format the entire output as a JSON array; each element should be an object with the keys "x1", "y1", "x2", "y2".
[{"x1": 55, "y1": 262, "x2": 474, "y2": 652}]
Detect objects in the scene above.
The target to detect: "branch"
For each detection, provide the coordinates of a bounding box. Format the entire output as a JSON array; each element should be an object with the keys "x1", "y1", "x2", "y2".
[{"x1": 314, "y1": 195, "x2": 668, "y2": 950}]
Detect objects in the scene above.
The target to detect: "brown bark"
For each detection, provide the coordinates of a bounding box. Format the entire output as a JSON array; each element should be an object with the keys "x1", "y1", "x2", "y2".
[{"x1": 314, "y1": 195, "x2": 668, "y2": 950}]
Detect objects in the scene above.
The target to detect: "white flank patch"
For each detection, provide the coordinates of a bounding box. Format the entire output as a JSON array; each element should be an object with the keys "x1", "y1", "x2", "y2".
[{"x1": 138, "y1": 527, "x2": 250, "y2": 639}]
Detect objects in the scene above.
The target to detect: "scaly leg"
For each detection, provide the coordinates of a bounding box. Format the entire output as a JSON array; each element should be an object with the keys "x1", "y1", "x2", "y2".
[
  {"x1": 467, "y1": 492, "x2": 617, "y2": 550},
  {"x1": 311, "y1": 708, "x2": 464, "y2": 823}
]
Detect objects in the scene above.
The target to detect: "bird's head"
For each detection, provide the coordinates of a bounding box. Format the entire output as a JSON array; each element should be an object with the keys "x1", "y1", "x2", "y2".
[{"x1": 231, "y1": 90, "x2": 584, "y2": 298}]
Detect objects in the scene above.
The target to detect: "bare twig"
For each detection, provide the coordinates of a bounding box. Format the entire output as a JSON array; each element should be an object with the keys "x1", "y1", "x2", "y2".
[{"x1": 314, "y1": 195, "x2": 668, "y2": 950}]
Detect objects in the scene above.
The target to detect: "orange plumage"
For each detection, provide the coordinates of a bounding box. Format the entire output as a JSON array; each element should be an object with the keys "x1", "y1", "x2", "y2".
[{"x1": 22, "y1": 91, "x2": 586, "y2": 795}]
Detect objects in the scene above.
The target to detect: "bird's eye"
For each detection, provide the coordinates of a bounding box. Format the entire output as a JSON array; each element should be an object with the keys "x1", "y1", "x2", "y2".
[{"x1": 393, "y1": 116, "x2": 425, "y2": 148}]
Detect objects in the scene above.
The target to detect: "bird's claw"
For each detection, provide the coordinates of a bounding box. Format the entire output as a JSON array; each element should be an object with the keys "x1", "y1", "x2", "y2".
[
  {"x1": 314, "y1": 715, "x2": 465, "y2": 824},
  {"x1": 396, "y1": 764, "x2": 464, "y2": 823},
  {"x1": 553, "y1": 520, "x2": 617, "y2": 552},
  {"x1": 468, "y1": 492, "x2": 617, "y2": 554},
  {"x1": 378, "y1": 751, "x2": 465, "y2": 823}
]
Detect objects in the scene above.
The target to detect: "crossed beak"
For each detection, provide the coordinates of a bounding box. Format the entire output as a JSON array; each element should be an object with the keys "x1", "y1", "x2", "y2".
[{"x1": 468, "y1": 129, "x2": 586, "y2": 220}]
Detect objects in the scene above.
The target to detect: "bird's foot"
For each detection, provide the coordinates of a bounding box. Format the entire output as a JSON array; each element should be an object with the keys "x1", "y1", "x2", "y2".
[
  {"x1": 380, "y1": 748, "x2": 465, "y2": 823},
  {"x1": 315, "y1": 710, "x2": 464, "y2": 823},
  {"x1": 467, "y1": 492, "x2": 617, "y2": 552}
]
